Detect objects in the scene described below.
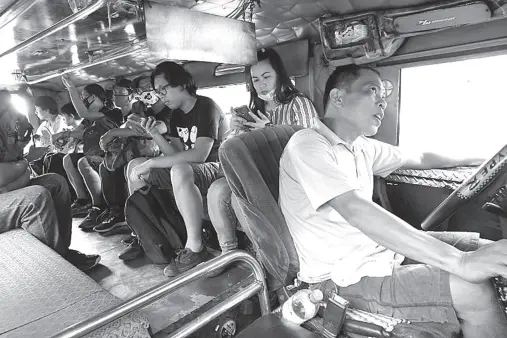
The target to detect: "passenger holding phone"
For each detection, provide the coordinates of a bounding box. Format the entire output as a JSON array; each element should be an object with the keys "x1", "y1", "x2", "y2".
[{"x1": 207, "y1": 48, "x2": 319, "y2": 270}]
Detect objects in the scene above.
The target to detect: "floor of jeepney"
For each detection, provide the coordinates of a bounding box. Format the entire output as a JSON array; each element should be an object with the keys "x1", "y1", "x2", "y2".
[{"x1": 70, "y1": 218, "x2": 259, "y2": 337}]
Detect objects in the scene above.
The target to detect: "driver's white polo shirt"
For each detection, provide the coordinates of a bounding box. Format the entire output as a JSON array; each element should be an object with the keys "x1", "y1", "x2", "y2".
[{"x1": 279, "y1": 127, "x2": 407, "y2": 287}]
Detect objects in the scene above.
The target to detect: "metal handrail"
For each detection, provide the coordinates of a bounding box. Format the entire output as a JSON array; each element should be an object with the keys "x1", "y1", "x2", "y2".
[
  {"x1": 0, "y1": 0, "x2": 108, "y2": 60},
  {"x1": 0, "y1": 0, "x2": 42, "y2": 31},
  {"x1": 26, "y1": 43, "x2": 149, "y2": 85},
  {"x1": 51, "y1": 250, "x2": 270, "y2": 338}
]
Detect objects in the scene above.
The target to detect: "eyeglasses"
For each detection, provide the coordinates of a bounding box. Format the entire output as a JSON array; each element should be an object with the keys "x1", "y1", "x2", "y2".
[
  {"x1": 80, "y1": 94, "x2": 92, "y2": 101},
  {"x1": 133, "y1": 88, "x2": 154, "y2": 95},
  {"x1": 154, "y1": 84, "x2": 171, "y2": 96}
]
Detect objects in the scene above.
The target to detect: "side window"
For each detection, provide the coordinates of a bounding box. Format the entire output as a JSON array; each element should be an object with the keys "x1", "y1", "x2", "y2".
[
  {"x1": 197, "y1": 84, "x2": 250, "y2": 123},
  {"x1": 10, "y1": 94, "x2": 30, "y2": 116},
  {"x1": 399, "y1": 54, "x2": 507, "y2": 158}
]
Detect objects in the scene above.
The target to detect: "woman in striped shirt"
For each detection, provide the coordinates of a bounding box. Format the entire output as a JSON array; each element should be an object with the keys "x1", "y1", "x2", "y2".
[{"x1": 206, "y1": 47, "x2": 319, "y2": 269}]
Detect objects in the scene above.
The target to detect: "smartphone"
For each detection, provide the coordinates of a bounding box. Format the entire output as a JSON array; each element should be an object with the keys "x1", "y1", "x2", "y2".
[{"x1": 233, "y1": 105, "x2": 256, "y2": 123}]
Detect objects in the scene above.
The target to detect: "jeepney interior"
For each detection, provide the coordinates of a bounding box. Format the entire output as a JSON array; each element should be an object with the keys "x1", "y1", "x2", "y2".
[{"x1": 1, "y1": 0, "x2": 507, "y2": 337}]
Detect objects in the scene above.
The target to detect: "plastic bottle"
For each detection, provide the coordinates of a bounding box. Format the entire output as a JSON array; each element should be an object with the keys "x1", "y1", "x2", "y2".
[{"x1": 276, "y1": 289, "x2": 323, "y2": 325}]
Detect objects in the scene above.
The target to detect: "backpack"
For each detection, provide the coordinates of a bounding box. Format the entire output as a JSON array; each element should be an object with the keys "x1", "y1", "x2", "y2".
[
  {"x1": 125, "y1": 186, "x2": 187, "y2": 264},
  {"x1": 83, "y1": 116, "x2": 118, "y2": 157}
]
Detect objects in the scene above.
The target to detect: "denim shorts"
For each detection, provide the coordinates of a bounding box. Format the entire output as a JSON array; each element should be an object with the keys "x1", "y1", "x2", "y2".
[{"x1": 310, "y1": 231, "x2": 480, "y2": 333}]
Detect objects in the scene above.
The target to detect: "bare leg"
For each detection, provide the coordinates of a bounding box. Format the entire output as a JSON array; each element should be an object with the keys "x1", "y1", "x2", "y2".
[
  {"x1": 77, "y1": 157, "x2": 103, "y2": 207},
  {"x1": 63, "y1": 154, "x2": 88, "y2": 200},
  {"x1": 450, "y1": 274, "x2": 507, "y2": 338},
  {"x1": 126, "y1": 158, "x2": 149, "y2": 195},
  {"x1": 171, "y1": 163, "x2": 203, "y2": 252}
]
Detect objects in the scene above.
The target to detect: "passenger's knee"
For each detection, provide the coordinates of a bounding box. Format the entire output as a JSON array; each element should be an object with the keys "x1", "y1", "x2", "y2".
[
  {"x1": 170, "y1": 163, "x2": 194, "y2": 189},
  {"x1": 207, "y1": 178, "x2": 232, "y2": 208},
  {"x1": 450, "y1": 275, "x2": 496, "y2": 314},
  {"x1": 77, "y1": 157, "x2": 89, "y2": 173},
  {"x1": 126, "y1": 158, "x2": 147, "y2": 180}
]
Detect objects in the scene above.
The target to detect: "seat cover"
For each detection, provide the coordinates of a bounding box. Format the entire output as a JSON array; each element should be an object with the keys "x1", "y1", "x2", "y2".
[
  {"x1": 236, "y1": 314, "x2": 321, "y2": 338},
  {"x1": 219, "y1": 125, "x2": 303, "y2": 290}
]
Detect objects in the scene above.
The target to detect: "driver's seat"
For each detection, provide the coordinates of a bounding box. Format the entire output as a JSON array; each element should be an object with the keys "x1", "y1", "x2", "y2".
[{"x1": 219, "y1": 125, "x2": 460, "y2": 338}]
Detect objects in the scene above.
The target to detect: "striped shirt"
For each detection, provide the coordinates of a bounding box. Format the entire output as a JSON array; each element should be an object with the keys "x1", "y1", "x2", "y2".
[{"x1": 266, "y1": 95, "x2": 318, "y2": 128}]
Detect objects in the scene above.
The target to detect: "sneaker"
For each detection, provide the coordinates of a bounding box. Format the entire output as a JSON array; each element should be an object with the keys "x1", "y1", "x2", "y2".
[
  {"x1": 96, "y1": 207, "x2": 111, "y2": 224},
  {"x1": 93, "y1": 208, "x2": 125, "y2": 233},
  {"x1": 78, "y1": 207, "x2": 105, "y2": 232},
  {"x1": 66, "y1": 249, "x2": 101, "y2": 271},
  {"x1": 163, "y1": 248, "x2": 212, "y2": 277},
  {"x1": 118, "y1": 238, "x2": 144, "y2": 261},
  {"x1": 71, "y1": 199, "x2": 91, "y2": 217},
  {"x1": 121, "y1": 234, "x2": 137, "y2": 245},
  {"x1": 99, "y1": 223, "x2": 130, "y2": 237}
]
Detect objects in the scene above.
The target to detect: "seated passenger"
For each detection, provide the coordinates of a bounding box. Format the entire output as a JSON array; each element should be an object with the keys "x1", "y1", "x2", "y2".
[
  {"x1": 55, "y1": 103, "x2": 93, "y2": 216},
  {"x1": 279, "y1": 65, "x2": 507, "y2": 337},
  {"x1": 207, "y1": 47, "x2": 318, "y2": 257},
  {"x1": 62, "y1": 76, "x2": 122, "y2": 230},
  {"x1": 0, "y1": 90, "x2": 100, "y2": 271},
  {"x1": 127, "y1": 61, "x2": 227, "y2": 276},
  {"x1": 98, "y1": 75, "x2": 172, "y2": 259},
  {"x1": 93, "y1": 78, "x2": 168, "y2": 237}
]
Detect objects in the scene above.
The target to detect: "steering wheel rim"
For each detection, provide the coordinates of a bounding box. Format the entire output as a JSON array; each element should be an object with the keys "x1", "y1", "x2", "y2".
[{"x1": 421, "y1": 145, "x2": 507, "y2": 231}]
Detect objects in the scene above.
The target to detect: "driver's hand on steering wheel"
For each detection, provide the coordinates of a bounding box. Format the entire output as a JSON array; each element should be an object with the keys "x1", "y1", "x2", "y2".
[{"x1": 458, "y1": 239, "x2": 507, "y2": 283}]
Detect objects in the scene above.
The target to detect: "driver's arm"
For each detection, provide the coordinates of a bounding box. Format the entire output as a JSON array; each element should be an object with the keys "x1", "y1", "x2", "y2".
[
  {"x1": 401, "y1": 150, "x2": 484, "y2": 170},
  {"x1": 326, "y1": 191, "x2": 464, "y2": 275}
]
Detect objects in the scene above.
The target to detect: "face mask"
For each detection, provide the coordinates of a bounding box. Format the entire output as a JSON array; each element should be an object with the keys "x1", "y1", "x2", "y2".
[
  {"x1": 136, "y1": 90, "x2": 159, "y2": 105},
  {"x1": 83, "y1": 96, "x2": 94, "y2": 109},
  {"x1": 257, "y1": 89, "x2": 276, "y2": 102}
]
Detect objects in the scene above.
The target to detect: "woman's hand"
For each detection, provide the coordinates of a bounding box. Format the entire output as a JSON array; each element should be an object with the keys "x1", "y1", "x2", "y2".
[
  {"x1": 130, "y1": 160, "x2": 153, "y2": 182},
  {"x1": 61, "y1": 75, "x2": 74, "y2": 89},
  {"x1": 243, "y1": 111, "x2": 271, "y2": 130}
]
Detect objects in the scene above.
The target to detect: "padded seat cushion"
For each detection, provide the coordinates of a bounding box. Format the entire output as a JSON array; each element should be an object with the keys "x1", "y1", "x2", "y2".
[
  {"x1": 0, "y1": 229, "x2": 150, "y2": 338},
  {"x1": 236, "y1": 314, "x2": 320, "y2": 338}
]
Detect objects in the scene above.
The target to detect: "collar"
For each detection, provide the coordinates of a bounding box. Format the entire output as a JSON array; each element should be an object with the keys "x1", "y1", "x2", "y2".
[{"x1": 312, "y1": 118, "x2": 363, "y2": 153}]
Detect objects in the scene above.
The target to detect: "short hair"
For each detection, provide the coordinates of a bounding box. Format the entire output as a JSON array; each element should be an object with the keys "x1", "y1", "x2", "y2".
[
  {"x1": 83, "y1": 83, "x2": 107, "y2": 103},
  {"x1": 115, "y1": 78, "x2": 133, "y2": 94},
  {"x1": 323, "y1": 65, "x2": 381, "y2": 109},
  {"x1": 132, "y1": 75, "x2": 151, "y2": 91},
  {"x1": 34, "y1": 96, "x2": 58, "y2": 116},
  {"x1": 151, "y1": 61, "x2": 197, "y2": 96},
  {"x1": 60, "y1": 102, "x2": 79, "y2": 119}
]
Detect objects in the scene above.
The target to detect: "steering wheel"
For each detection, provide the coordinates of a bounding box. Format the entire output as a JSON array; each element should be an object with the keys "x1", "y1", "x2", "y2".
[{"x1": 421, "y1": 145, "x2": 507, "y2": 231}]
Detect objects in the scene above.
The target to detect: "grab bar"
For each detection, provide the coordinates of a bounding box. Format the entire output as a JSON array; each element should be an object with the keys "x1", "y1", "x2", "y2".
[
  {"x1": 0, "y1": 0, "x2": 108, "y2": 60},
  {"x1": 51, "y1": 250, "x2": 270, "y2": 338}
]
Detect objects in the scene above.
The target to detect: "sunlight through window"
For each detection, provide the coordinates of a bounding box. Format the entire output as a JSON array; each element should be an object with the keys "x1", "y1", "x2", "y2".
[
  {"x1": 400, "y1": 54, "x2": 507, "y2": 158},
  {"x1": 10, "y1": 94, "x2": 29, "y2": 117}
]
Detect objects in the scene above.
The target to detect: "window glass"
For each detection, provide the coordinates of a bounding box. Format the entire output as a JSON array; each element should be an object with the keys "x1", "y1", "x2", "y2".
[
  {"x1": 197, "y1": 84, "x2": 250, "y2": 123},
  {"x1": 399, "y1": 54, "x2": 507, "y2": 158}
]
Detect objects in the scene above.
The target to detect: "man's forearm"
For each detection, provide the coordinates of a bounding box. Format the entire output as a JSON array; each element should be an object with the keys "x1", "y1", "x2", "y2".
[
  {"x1": 152, "y1": 134, "x2": 179, "y2": 156},
  {"x1": 148, "y1": 148, "x2": 206, "y2": 169},
  {"x1": 0, "y1": 160, "x2": 28, "y2": 187},
  {"x1": 421, "y1": 152, "x2": 484, "y2": 168},
  {"x1": 330, "y1": 192, "x2": 465, "y2": 276}
]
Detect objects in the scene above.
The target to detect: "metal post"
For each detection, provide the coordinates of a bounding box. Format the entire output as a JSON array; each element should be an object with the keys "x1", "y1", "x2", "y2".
[
  {"x1": 51, "y1": 250, "x2": 269, "y2": 338},
  {"x1": 0, "y1": 0, "x2": 108, "y2": 60}
]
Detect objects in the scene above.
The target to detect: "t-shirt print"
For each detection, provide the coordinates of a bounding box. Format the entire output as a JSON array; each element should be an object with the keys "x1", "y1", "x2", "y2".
[{"x1": 177, "y1": 125, "x2": 198, "y2": 150}]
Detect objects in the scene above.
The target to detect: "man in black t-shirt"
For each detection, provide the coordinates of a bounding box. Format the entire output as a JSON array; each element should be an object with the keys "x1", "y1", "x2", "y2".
[{"x1": 127, "y1": 62, "x2": 228, "y2": 276}]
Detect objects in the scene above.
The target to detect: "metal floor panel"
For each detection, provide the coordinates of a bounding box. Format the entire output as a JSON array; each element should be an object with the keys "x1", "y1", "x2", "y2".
[{"x1": 70, "y1": 218, "x2": 252, "y2": 336}]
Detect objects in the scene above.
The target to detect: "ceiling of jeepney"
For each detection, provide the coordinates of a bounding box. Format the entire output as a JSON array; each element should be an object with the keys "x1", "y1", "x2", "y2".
[{"x1": 0, "y1": 0, "x2": 471, "y2": 90}]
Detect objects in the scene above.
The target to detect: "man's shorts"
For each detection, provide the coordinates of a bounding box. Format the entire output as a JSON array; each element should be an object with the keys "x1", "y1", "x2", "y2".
[
  {"x1": 147, "y1": 162, "x2": 221, "y2": 197},
  {"x1": 311, "y1": 231, "x2": 480, "y2": 332}
]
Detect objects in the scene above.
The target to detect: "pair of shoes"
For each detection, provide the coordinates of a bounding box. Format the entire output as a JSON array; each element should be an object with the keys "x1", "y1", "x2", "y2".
[
  {"x1": 71, "y1": 199, "x2": 91, "y2": 217},
  {"x1": 66, "y1": 249, "x2": 101, "y2": 271},
  {"x1": 163, "y1": 247, "x2": 212, "y2": 277},
  {"x1": 78, "y1": 207, "x2": 107, "y2": 232},
  {"x1": 118, "y1": 237, "x2": 144, "y2": 261},
  {"x1": 93, "y1": 208, "x2": 127, "y2": 236}
]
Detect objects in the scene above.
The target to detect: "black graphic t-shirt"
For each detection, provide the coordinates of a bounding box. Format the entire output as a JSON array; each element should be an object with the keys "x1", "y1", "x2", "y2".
[{"x1": 170, "y1": 95, "x2": 226, "y2": 162}]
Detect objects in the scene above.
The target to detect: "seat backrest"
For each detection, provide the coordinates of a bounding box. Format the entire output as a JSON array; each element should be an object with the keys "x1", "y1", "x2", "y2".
[{"x1": 219, "y1": 125, "x2": 303, "y2": 291}]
